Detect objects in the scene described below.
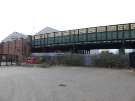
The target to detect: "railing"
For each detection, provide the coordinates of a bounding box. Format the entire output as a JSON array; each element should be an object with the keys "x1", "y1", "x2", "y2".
[
  {"x1": 32, "y1": 23, "x2": 135, "y2": 47},
  {"x1": 0, "y1": 54, "x2": 19, "y2": 66}
]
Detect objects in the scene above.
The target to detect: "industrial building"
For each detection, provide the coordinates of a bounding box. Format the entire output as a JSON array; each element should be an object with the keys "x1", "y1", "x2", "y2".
[
  {"x1": 0, "y1": 32, "x2": 31, "y2": 62},
  {"x1": 0, "y1": 27, "x2": 58, "y2": 62}
]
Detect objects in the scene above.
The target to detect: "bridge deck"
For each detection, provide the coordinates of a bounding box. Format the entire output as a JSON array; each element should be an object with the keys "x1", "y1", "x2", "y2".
[{"x1": 31, "y1": 23, "x2": 135, "y2": 52}]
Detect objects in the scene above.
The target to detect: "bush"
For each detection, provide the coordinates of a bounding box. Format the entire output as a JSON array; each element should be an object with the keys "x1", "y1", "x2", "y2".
[
  {"x1": 34, "y1": 52, "x2": 129, "y2": 68},
  {"x1": 35, "y1": 54, "x2": 84, "y2": 66},
  {"x1": 37, "y1": 57, "x2": 45, "y2": 64},
  {"x1": 60, "y1": 54, "x2": 84, "y2": 66},
  {"x1": 92, "y1": 51, "x2": 129, "y2": 68}
]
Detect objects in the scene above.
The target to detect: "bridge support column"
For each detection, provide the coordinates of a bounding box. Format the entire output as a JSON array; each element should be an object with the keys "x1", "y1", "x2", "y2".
[
  {"x1": 80, "y1": 50, "x2": 83, "y2": 54},
  {"x1": 119, "y1": 48, "x2": 125, "y2": 55},
  {"x1": 86, "y1": 50, "x2": 89, "y2": 54},
  {"x1": 84, "y1": 50, "x2": 86, "y2": 54},
  {"x1": 88, "y1": 50, "x2": 91, "y2": 54},
  {"x1": 82, "y1": 50, "x2": 84, "y2": 54},
  {"x1": 86, "y1": 50, "x2": 88, "y2": 54}
]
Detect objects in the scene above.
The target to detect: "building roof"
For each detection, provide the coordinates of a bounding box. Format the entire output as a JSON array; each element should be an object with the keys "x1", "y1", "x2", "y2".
[
  {"x1": 36, "y1": 27, "x2": 59, "y2": 35},
  {"x1": 2, "y1": 32, "x2": 27, "y2": 42}
]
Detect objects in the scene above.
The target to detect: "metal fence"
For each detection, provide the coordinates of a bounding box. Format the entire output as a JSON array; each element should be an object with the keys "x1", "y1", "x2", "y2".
[{"x1": 0, "y1": 54, "x2": 18, "y2": 66}]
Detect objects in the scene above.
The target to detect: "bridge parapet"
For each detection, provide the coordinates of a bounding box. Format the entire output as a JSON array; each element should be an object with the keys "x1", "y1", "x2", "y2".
[{"x1": 31, "y1": 23, "x2": 135, "y2": 52}]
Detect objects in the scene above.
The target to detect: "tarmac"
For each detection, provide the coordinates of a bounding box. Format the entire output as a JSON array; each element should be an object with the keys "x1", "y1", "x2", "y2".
[{"x1": 0, "y1": 66, "x2": 134, "y2": 101}]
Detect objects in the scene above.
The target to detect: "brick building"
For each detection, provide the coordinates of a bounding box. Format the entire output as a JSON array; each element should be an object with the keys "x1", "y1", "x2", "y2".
[
  {"x1": 0, "y1": 44, "x2": 3, "y2": 54},
  {"x1": 0, "y1": 36, "x2": 31, "y2": 62}
]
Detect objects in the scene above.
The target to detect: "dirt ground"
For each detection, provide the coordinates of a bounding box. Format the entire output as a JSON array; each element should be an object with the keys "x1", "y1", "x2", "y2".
[{"x1": 0, "y1": 66, "x2": 134, "y2": 101}]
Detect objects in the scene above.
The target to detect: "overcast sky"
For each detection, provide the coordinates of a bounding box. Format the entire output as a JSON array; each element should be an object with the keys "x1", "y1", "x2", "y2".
[{"x1": 0, "y1": 0, "x2": 135, "y2": 42}]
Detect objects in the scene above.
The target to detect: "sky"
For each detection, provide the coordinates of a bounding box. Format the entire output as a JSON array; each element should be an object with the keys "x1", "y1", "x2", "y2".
[{"x1": 0, "y1": 0, "x2": 135, "y2": 42}]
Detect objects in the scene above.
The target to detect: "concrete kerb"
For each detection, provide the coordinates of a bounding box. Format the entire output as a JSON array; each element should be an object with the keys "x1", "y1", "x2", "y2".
[{"x1": 21, "y1": 63, "x2": 50, "y2": 68}]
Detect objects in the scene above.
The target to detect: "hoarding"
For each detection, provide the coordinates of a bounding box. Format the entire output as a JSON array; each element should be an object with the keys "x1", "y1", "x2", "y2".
[
  {"x1": 74, "y1": 29, "x2": 78, "y2": 34},
  {"x1": 97, "y1": 26, "x2": 106, "y2": 32},
  {"x1": 40, "y1": 34, "x2": 44, "y2": 38},
  {"x1": 70, "y1": 30, "x2": 75, "y2": 34},
  {"x1": 123, "y1": 24, "x2": 130, "y2": 30},
  {"x1": 107, "y1": 25, "x2": 117, "y2": 31},
  {"x1": 63, "y1": 31, "x2": 69, "y2": 35},
  {"x1": 131, "y1": 23, "x2": 135, "y2": 29},
  {"x1": 88, "y1": 27, "x2": 96, "y2": 33},
  {"x1": 34, "y1": 35, "x2": 40, "y2": 39},
  {"x1": 118, "y1": 25, "x2": 124, "y2": 30},
  {"x1": 79, "y1": 28, "x2": 86, "y2": 34},
  {"x1": 55, "y1": 32, "x2": 62, "y2": 36},
  {"x1": 44, "y1": 34, "x2": 47, "y2": 38},
  {"x1": 48, "y1": 33, "x2": 54, "y2": 37},
  {"x1": 32, "y1": 36, "x2": 35, "y2": 40}
]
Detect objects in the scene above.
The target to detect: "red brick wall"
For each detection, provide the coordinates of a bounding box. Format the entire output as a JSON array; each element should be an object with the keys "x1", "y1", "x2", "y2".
[
  {"x1": 1, "y1": 36, "x2": 31, "y2": 61},
  {"x1": 9, "y1": 41, "x2": 15, "y2": 55},
  {"x1": 0, "y1": 44, "x2": 3, "y2": 54},
  {"x1": 3, "y1": 42, "x2": 9, "y2": 54}
]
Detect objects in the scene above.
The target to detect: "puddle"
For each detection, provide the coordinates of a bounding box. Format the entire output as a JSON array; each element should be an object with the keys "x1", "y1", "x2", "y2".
[{"x1": 58, "y1": 83, "x2": 67, "y2": 87}]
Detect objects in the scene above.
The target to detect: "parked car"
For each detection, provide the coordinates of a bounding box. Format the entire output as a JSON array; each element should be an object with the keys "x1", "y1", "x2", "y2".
[{"x1": 24, "y1": 57, "x2": 38, "y2": 64}]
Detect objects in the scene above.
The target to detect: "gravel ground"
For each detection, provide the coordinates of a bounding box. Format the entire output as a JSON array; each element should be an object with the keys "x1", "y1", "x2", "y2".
[{"x1": 0, "y1": 66, "x2": 134, "y2": 101}]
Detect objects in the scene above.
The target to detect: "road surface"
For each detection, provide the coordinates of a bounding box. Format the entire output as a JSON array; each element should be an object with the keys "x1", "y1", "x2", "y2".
[{"x1": 0, "y1": 66, "x2": 134, "y2": 101}]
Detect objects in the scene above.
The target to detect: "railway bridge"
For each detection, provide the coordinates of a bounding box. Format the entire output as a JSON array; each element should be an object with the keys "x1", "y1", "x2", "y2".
[{"x1": 31, "y1": 23, "x2": 135, "y2": 54}]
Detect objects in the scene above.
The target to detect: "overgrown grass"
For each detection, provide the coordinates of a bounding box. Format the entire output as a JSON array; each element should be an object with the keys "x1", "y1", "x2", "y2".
[
  {"x1": 92, "y1": 51, "x2": 129, "y2": 68},
  {"x1": 36, "y1": 54, "x2": 84, "y2": 66},
  {"x1": 35, "y1": 52, "x2": 130, "y2": 68},
  {"x1": 60, "y1": 54, "x2": 84, "y2": 66}
]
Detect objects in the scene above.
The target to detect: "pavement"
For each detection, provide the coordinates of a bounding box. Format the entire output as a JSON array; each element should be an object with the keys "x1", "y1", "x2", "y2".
[{"x1": 0, "y1": 66, "x2": 134, "y2": 101}]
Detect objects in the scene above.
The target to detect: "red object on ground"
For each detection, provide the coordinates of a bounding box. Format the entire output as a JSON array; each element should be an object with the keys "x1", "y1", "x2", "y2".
[{"x1": 24, "y1": 57, "x2": 37, "y2": 64}]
